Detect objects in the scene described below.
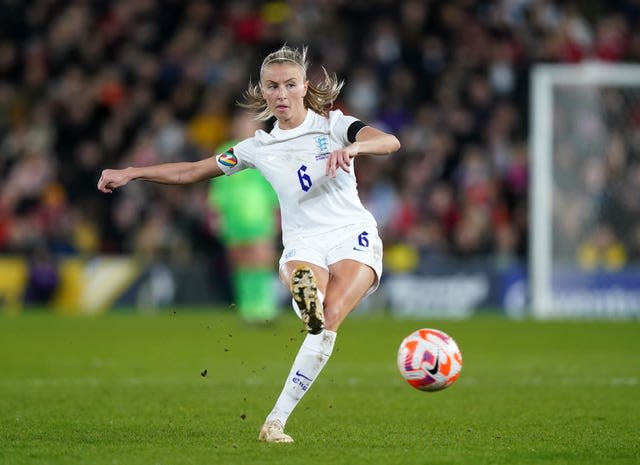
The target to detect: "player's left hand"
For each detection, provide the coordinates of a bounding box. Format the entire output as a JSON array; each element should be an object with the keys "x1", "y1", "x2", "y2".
[{"x1": 326, "y1": 145, "x2": 357, "y2": 178}]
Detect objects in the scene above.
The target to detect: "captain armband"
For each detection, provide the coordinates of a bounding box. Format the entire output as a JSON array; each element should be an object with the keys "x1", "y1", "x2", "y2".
[{"x1": 347, "y1": 121, "x2": 367, "y2": 143}]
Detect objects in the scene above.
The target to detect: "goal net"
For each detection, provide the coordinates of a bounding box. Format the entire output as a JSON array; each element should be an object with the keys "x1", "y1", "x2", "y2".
[{"x1": 530, "y1": 62, "x2": 640, "y2": 318}]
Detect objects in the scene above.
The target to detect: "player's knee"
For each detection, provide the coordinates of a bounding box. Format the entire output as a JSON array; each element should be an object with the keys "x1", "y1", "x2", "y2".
[{"x1": 323, "y1": 302, "x2": 349, "y2": 331}]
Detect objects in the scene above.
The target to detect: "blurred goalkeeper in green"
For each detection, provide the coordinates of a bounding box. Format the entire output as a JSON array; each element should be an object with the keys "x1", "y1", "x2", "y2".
[{"x1": 208, "y1": 111, "x2": 279, "y2": 323}]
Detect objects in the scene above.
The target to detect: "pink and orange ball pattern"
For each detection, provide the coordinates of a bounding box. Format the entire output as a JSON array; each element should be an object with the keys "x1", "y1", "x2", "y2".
[{"x1": 397, "y1": 328, "x2": 463, "y2": 392}]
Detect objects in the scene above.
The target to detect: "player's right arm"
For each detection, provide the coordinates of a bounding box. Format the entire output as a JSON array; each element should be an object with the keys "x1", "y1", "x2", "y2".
[{"x1": 97, "y1": 156, "x2": 224, "y2": 193}]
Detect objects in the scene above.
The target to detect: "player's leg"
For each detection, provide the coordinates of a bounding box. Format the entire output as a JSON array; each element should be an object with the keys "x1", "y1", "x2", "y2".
[
  {"x1": 259, "y1": 228, "x2": 381, "y2": 442},
  {"x1": 259, "y1": 260, "x2": 330, "y2": 443},
  {"x1": 323, "y1": 259, "x2": 376, "y2": 331},
  {"x1": 259, "y1": 261, "x2": 374, "y2": 442}
]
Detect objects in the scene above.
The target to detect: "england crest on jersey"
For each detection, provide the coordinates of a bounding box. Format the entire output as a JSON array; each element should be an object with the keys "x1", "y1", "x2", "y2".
[{"x1": 314, "y1": 135, "x2": 330, "y2": 160}]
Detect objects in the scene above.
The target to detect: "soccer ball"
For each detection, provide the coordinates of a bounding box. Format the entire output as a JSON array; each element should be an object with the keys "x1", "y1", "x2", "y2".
[{"x1": 397, "y1": 328, "x2": 463, "y2": 391}]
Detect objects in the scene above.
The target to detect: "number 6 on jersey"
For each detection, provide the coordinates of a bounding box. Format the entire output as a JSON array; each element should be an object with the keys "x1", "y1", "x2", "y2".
[{"x1": 297, "y1": 164, "x2": 312, "y2": 192}]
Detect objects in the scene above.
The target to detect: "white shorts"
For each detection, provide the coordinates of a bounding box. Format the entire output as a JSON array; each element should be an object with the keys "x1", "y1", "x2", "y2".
[{"x1": 279, "y1": 223, "x2": 383, "y2": 296}]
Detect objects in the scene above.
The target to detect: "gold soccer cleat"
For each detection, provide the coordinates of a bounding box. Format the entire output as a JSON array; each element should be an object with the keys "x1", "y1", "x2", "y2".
[
  {"x1": 290, "y1": 266, "x2": 324, "y2": 334},
  {"x1": 258, "y1": 420, "x2": 294, "y2": 443}
]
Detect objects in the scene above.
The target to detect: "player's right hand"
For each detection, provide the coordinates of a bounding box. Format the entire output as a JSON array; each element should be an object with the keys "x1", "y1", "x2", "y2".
[
  {"x1": 97, "y1": 168, "x2": 129, "y2": 193},
  {"x1": 326, "y1": 145, "x2": 356, "y2": 178}
]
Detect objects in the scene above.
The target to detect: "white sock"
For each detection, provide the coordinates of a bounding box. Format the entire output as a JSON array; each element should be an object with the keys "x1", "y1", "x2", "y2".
[{"x1": 266, "y1": 329, "x2": 336, "y2": 426}]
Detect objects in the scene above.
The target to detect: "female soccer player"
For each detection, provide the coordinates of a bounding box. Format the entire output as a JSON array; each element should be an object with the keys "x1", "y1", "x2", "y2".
[{"x1": 97, "y1": 45, "x2": 401, "y2": 443}]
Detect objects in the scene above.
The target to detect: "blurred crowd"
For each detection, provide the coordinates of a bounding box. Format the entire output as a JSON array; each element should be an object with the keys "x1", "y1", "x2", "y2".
[
  {"x1": 2, "y1": 0, "x2": 640, "y2": 273},
  {"x1": 553, "y1": 84, "x2": 640, "y2": 269}
]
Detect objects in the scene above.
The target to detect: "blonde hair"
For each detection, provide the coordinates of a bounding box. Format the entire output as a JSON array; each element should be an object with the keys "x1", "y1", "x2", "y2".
[{"x1": 240, "y1": 45, "x2": 344, "y2": 120}]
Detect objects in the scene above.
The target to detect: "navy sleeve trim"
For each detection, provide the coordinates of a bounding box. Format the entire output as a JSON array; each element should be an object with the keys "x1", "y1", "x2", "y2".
[{"x1": 347, "y1": 120, "x2": 367, "y2": 143}]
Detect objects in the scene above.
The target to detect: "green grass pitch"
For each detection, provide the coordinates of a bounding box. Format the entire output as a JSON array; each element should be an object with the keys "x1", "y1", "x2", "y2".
[{"x1": 0, "y1": 310, "x2": 638, "y2": 465}]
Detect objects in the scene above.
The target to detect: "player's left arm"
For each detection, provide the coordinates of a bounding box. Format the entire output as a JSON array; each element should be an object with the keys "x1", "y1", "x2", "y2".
[{"x1": 326, "y1": 126, "x2": 401, "y2": 178}]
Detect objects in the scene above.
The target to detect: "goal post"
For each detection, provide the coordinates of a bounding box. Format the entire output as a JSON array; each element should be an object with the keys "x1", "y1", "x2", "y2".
[{"x1": 529, "y1": 62, "x2": 640, "y2": 318}]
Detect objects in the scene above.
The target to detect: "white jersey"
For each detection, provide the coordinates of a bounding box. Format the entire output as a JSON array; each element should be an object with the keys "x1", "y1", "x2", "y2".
[{"x1": 215, "y1": 109, "x2": 377, "y2": 246}]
